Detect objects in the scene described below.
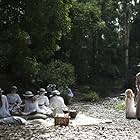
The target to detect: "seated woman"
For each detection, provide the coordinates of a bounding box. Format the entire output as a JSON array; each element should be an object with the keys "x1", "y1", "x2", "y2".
[
  {"x1": 125, "y1": 89, "x2": 136, "y2": 119},
  {"x1": 46, "y1": 84, "x2": 56, "y2": 98},
  {"x1": 37, "y1": 88, "x2": 52, "y2": 116},
  {"x1": 64, "y1": 86, "x2": 74, "y2": 105},
  {"x1": 7, "y1": 86, "x2": 22, "y2": 114},
  {"x1": 0, "y1": 88, "x2": 11, "y2": 119},
  {"x1": 46, "y1": 84, "x2": 53, "y2": 98},
  {"x1": 0, "y1": 88, "x2": 27, "y2": 124},
  {"x1": 23, "y1": 91, "x2": 42, "y2": 114},
  {"x1": 49, "y1": 90, "x2": 68, "y2": 116},
  {"x1": 23, "y1": 91, "x2": 47, "y2": 120}
]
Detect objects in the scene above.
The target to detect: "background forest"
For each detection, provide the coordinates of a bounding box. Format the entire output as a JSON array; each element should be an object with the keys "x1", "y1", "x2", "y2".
[{"x1": 0, "y1": 0, "x2": 140, "y2": 96}]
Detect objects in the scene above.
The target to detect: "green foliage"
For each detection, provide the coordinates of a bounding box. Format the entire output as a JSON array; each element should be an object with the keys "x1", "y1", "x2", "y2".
[
  {"x1": 0, "y1": 27, "x2": 31, "y2": 72},
  {"x1": 82, "y1": 91, "x2": 100, "y2": 102},
  {"x1": 0, "y1": 0, "x2": 139, "y2": 94},
  {"x1": 47, "y1": 60, "x2": 76, "y2": 87},
  {"x1": 8, "y1": 57, "x2": 48, "y2": 89},
  {"x1": 22, "y1": 57, "x2": 40, "y2": 79},
  {"x1": 20, "y1": 58, "x2": 48, "y2": 87},
  {"x1": 59, "y1": 0, "x2": 106, "y2": 83},
  {"x1": 0, "y1": 0, "x2": 73, "y2": 88},
  {"x1": 24, "y1": 0, "x2": 72, "y2": 62},
  {"x1": 115, "y1": 100, "x2": 125, "y2": 111},
  {"x1": 70, "y1": 1, "x2": 104, "y2": 38}
]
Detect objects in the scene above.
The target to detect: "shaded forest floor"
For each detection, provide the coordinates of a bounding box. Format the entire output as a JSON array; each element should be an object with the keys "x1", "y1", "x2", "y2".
[{"x1": 0, "y1": 98, "x2": 140, "y2": 140}]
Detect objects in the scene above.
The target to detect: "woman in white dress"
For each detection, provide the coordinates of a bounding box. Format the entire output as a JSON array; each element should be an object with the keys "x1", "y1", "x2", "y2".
[
  {"x1": 23, "y1": 91, "x2": 42, "y2": 114},
  {"x1": 37, "y1": 88, "x2": 52, "y2": 115},
  {"x1": 7, "y1": 86, "x2": 22, "y2": 113},
  {"x1": 49, "y1": 90, "x2": 68, "y2": 115},
  {"x1": 0, "y1": 88, "x2": 11, "y2": 119},
  {"x1": 125, "y1": 89, "x2": 136, "y2": 119},
  {"x1": 0, "y1": 88, "x2": 27, "y2": 124}
]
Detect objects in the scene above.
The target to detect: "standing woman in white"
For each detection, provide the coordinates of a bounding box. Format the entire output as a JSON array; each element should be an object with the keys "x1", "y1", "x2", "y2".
[
  {"x1": 125, "y1": 89, "x2": 136, "y2": 119},
  {"x1": 136, "y1": 63, "x2": 140, "y2": 120}
]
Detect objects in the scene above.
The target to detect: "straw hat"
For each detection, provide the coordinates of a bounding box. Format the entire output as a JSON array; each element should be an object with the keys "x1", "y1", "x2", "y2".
[
  {"x1": 23, "y1": 91, "x2": 34, "y2": 97},
  {"x1": 47, "y1": 84, "x2": 53, "y2": 88},
  {"x1": 38, "y1": 88, "x2": 47, "y2": 94},
  {"x1": 137, "y1": 62, "x2": 140, "y2": 67},
  {"x1": 11, "y1": 86, "x2": 18, "y2": 91},
  {"x1": 52, "y1": 84, "x2": 56, "y2": 87},
  {"x1": 51, "y1": 90, "x2": 60, "y2": 96},
  {"x1": 0, "y1": 88, "x2": 4, "y2": 93}
]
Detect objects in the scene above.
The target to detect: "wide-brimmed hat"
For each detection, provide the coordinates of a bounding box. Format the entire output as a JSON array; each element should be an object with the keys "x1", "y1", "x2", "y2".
[
  {"x1": 38, "y1": 88, "x2": 47, "y2": 94},
  {"x1": 11, "y1": 86, "x2": 18, "y2": 91},
  {"x1": 23, "y1": 91, "x2": 34, "y2": 97},
  {"x1": 52, "y1": 84, "x2": 56, "y2": 87},
  {"x1": 0, "y1": 88, "x2": 4, "y2": 93},
  {"x1": 51, "y1": 90, "x2": 60, "y2": 96},
  {"x1": 47, "y1": 84, "x2": 53, "y2": 88},
  {"x1": 137, "y1": 62, "x2": 140, "y2": 67}
]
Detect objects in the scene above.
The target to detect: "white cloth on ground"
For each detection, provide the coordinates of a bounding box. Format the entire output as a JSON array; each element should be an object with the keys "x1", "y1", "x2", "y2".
[
  {"x1": 0, "y1": 95, "x2": 11, "y2": 119},
  {"x1": 0, "y1": 116, "x2": 27, "y2": 125}
]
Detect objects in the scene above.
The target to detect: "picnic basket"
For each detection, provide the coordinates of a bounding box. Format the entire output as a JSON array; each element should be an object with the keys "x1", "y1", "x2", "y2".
[{"x1": 54, "y1": 114, "x2": 69, "y2": 126}]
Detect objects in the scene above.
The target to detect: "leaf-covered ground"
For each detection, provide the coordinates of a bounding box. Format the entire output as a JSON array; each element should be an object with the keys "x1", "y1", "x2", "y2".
[{"x1": 0, "y1": 98, "x2": 140, "y2": 140}]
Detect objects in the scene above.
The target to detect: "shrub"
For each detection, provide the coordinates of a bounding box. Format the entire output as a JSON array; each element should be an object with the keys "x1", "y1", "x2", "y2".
[
  {"x1": 115, "y1": 100, "x2": 125, "y2": 111},
  {"x1": 46, "y1": 60, "x2": 76, "y2": 87},
  {"x1": 14, "y1": 57, "x2": 48, "y2": 89},
  {"x1": 82, "y1": 91, "x2": 100, "y2": 102}
]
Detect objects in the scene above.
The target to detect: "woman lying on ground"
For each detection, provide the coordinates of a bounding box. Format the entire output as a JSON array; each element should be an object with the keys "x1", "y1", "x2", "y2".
[
  {"x1": 7, "y1": 86, "x2": 22, "y2": 115},
  {"x1": 37, "y1": 88, "x2": 52, "y2": 116}
]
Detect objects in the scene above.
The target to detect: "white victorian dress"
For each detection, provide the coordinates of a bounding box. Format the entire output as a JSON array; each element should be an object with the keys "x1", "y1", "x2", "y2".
[
  {"x1": 24, "y1": 99, "x2": 42, "y2": 114},
  {"x1": 0, "y1": 95, "x2": 11, "y2": 119},
  {"x1": 37, "y1": 95, "x2": 52, "y2": 115},
  {"x1": 0, "y1": 95, "x2": 27, "y2": 125},
  {"x1": 49, "y1": 95, "x2": 68, "y2": 116},
  {"x1": 7, "y1": 93, "x2": 22, "y2": 112}
]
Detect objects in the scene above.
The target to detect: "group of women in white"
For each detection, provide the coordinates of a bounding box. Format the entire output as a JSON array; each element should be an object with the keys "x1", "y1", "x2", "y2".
[{"x1": 0, "y1": 85, "x2": 68, "y2": 124}]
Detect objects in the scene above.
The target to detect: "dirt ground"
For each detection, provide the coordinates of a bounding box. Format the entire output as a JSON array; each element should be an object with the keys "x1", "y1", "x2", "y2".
[{"x1": 0, "y1": 98, "x2": 140, "y2": 140}]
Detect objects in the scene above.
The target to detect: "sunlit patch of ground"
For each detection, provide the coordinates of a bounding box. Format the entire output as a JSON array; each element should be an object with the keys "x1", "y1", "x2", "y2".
[{"x1": 1, "y1": 98, "x2": 140, "y2": 140}]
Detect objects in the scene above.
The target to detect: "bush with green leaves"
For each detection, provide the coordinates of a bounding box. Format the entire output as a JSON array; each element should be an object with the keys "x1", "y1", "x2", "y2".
[
  {"x1": 14, "y1": 57, "x2": 48, "y2": 89},
  {"x1": 115, "y1": 100, "x2": 125, "y2": 111},
  {"x1": 82, "y1": 91, "x2": 100, "y2": 102},
  {"x1": 47, "y1": 60, "x2": 76, "y2": 87}
]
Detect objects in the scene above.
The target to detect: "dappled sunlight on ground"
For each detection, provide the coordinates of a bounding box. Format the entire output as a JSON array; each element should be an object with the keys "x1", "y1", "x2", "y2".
[{"x1": 1, "y1": 98, "x2": 140, "y2": 139}]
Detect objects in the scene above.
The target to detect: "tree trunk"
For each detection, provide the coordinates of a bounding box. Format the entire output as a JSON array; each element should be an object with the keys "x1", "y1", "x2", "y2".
[{"x1": 124, "y1": 11, "x2": 130, "y2": 70}]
